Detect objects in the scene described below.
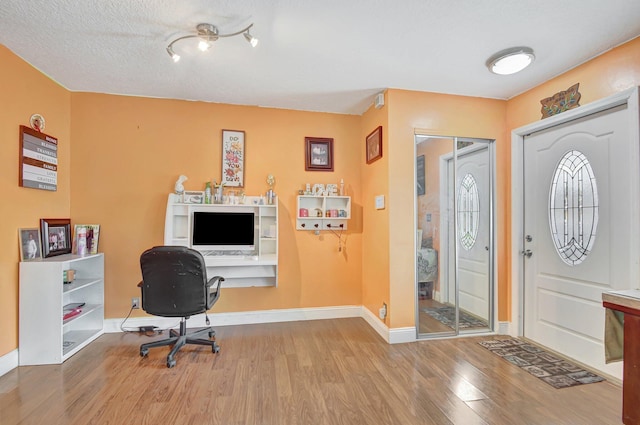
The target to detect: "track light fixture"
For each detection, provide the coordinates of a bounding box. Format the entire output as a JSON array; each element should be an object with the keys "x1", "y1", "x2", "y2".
[{"x1": 166, "y1": 22, "x2": 258, "y2": 62}]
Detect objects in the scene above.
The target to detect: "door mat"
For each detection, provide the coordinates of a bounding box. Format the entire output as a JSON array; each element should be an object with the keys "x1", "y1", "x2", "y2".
[
  {"x1": 478, "y1": 338, "x2": 605, "y2": 389},
  {"x1": 422, "y1": 306, "x2": 488, "y2": 329}
]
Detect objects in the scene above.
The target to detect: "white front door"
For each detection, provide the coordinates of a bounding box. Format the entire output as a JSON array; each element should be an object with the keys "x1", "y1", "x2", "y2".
[{"x1": 523, "y1": 103, "x2": 635, "y2": 378}]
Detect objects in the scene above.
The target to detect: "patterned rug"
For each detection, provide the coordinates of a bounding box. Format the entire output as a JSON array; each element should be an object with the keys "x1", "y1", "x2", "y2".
[
  {"x1": 478, "y1": 338, "x2": 605, "y2": 389},
  {"x1": 422, "y1": 306, "x2": 488, "y2": 329}
]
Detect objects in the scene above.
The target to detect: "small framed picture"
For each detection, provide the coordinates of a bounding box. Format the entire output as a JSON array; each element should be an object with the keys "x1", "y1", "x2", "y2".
[
  {"x1": 222, "y1": 129, "x2": 245, "y2": 187},
  {"x1": 184, "y1": 191, "x2": 204, "y2": 204},
  {"x1": 19, "y1": 228, "x2": 42, "y2": 261},
  {"x1": 305, "y1": 137, "x2": 334, "y2": 171},
  {"x1": 73, "y1": 224, "x2": 100, "y2": 256},
  {"x1": 366, "y1": 126, "x2": 383, "y2": 164},
  {"x1": 40, "y1": 218, "x2": 72, "y2": 258}
]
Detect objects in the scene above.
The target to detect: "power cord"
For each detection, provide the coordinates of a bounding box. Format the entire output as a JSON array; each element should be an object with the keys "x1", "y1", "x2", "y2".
[{"x1": 119, "y1": 305, "x2": 174, "y2": 336}]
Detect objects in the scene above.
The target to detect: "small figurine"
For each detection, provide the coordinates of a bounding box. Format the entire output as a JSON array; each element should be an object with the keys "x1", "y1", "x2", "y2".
[{"x1": 175, "y1": 175, "x2": 188, "y2": 194}]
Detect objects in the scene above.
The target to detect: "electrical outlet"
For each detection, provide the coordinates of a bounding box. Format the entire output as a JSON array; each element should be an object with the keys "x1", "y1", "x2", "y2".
[
  {"x1": 131, "y1": 297, "x2": 140, "y2": 309},
  {"x1": 379, "y1": 302, "x2": 387, "y2": 320}
]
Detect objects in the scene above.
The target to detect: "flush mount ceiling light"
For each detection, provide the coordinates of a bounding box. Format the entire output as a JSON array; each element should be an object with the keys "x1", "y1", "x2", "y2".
[
  {"x1": 166, "y1": 22, "x2": 258, "y2": 62},
  {"x1": 486, "y1": 46, "x2": 535, "y2": 75}
]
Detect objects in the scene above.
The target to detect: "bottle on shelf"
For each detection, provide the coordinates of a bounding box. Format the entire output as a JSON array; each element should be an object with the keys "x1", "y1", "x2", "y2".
[{"x1": 204, "y1": 182, "x2": 212, "y2": 204}]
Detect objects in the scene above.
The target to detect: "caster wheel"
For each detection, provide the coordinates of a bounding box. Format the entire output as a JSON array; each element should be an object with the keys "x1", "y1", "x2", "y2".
[
  {"x1": 140, "y1": 348, "x2": 149, "y2": 357},
  {"x1": 213, "y1": 344, "x2": 220, "y2": 353},
  {"x1": 167, "y1": 359, "x2": 176, "y2": 368},
  {"x1": 208, "y1": 331, "x2": 215, "y2": 338}
]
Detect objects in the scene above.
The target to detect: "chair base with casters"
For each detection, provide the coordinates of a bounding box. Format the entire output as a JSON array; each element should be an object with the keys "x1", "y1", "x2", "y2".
[
  {"x1": 137, "y1": 246, "x2": 224, "y2": 368},
  {"x1": 139, "y1": 317, "x2": 220, "y2": 368}
]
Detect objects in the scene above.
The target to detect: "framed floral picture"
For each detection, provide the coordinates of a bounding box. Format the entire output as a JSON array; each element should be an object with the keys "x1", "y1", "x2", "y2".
[
  {"x1": 305, "y1": 137, "x2": 334, "y2": 171},
  {"x1": 221, "y1": 129, "x2": 245, "y2": 187}
]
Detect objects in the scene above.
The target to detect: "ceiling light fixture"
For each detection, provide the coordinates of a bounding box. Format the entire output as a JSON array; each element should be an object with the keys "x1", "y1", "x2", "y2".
[
  {"x1": 166, "y1": 22, "x2": 258, "y2": 62},
  {"x1": 486, "y1": 46, "x2": 535, "y2": 75}
]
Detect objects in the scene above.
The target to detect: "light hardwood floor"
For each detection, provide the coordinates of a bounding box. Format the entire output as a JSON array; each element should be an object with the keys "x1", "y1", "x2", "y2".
[{"x1": 0, "y1": 318, "x2": 623, "y2": 424}]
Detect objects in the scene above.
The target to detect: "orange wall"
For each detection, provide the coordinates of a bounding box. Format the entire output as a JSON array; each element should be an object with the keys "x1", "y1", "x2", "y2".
[
  {"x1": 386, "y1": 89, "x2": 507, "y2": 327},
  {"x1": 360, "y1": 98, "x2": 390, "y2": 325},
  {"x1": 69, "y1": 93, "x2": 363, "y2": 318},
  {"x1": 0, "y1": 46, "x2": 71, "y2": 356}
]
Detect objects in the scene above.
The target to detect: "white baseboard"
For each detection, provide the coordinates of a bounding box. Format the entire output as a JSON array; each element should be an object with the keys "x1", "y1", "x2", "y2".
[
  {"x1": 0, "y1": 349, "x2": 18, "y2": 378},
  {"x1": 497, "y1": 321, "x2": 511, "y2": 335},
  {"x1": 106, "y1": 305, "x2": 417, "y2": 344},
  {"x1": 105, "y1": 305, "x2": 362, "y2": 333}
]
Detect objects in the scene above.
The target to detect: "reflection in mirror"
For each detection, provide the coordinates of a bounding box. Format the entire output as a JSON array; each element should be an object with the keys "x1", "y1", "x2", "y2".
[{"x1": 415, "y1": 135, "x2": 495, "y2": 337}]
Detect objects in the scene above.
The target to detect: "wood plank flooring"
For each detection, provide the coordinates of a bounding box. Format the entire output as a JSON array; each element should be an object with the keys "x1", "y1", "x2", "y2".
[{"x1": 0, "y1": 318, "x2": 623, "y2": 424}]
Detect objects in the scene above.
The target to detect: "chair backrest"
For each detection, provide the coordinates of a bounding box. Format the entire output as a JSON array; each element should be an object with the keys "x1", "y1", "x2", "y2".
[{"x1": 139, "y1": 246, "x2": 209, "y2": 317}]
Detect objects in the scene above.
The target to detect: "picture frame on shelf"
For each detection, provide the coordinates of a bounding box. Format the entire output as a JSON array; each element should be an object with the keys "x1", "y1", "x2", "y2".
[
  {"x1": 40, "y1": 218, "x2": 72, "y2": 257},
  {"x1": 18, "y1": 228, "x2": 42, "y2": 261},
  {"x1": 305, "y1": 137, "x2": 334, "y2": 171},
  {"x1": 366, "y1": 126, "x2": 383, "y2": 164},
  {"x1": 221, "y1": 129, "x2": 245, "y2": 187},
  {"x1": 73, "y1": 224, "x2": 100, "y2": 256},
  {"x1": 184, "y1": 191, "x2": 204, "y2": 204}
]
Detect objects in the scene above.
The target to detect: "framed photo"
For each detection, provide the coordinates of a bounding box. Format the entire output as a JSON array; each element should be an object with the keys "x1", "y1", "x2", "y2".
[
  {"x1": 40, "y1": 218, "x2": 72, "y2": 257},
  {"x1": 366, "y1": 126, "x2": 383, "y2": 164},
  {"x1": 19, "y1": 228, "x2": 42, "y2": 261},
  {"x1": 73, "y1": 224, "x2": 100, "y2": 256},
  {"x1": 305, "y1": 137, "x2": 334, "y2": 171},
  {"x1": 184, "y1": 191, "x2": 204, "y2": 204},
  {"x1": 221, "y1": 130, "x2": 245, "y2": 187},
  {"x1": 417, "y1": 155, "x2": 426, "y2": 196}
]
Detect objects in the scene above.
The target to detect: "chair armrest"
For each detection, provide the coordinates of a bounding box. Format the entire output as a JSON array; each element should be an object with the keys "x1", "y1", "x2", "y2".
[{"x1": 206, "y1": 275, "x2": 224, "y2": 307}]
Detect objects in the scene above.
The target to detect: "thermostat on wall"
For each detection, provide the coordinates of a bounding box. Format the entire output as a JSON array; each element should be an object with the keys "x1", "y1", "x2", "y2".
[{"x1": 375, "y1": 195, "x2": 385, "y2": 210}]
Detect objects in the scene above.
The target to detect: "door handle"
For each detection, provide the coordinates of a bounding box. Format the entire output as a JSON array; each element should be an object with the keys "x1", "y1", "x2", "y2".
[{"x1": 521, "y1": 249, "x2": 533, "y2": 258}]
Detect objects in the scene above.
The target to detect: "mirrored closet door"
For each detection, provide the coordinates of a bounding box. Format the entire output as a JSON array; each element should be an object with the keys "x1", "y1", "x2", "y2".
[{"x1": 415, "y1": 135, "x2": 495, "y2": 337}]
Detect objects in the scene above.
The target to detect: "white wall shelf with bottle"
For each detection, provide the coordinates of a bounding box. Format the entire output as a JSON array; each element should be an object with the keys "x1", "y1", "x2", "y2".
[
  {"x1": 164, "y1": 194, "x2": 278, "y2": 288},
  {"x1": 296, "y1": 195, "x2": 351, "y2": 231},
  {"x1": 19, "y1": 253, "x2": 104, "y2": 365}
]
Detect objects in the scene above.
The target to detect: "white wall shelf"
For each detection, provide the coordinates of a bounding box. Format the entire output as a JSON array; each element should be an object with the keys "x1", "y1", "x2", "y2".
[
  {"x1": 19, "y1": 253, "x2": 104, "y2": 365},
  {"x1": 164, "y1": 194, "x2": 278, "y2": 288},
  {"x1": 296, "y1": 195, "x2": 351, "y2": 231}
]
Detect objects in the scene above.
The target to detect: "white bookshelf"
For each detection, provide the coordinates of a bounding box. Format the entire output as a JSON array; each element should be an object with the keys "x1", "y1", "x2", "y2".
[
  {"x1": 164, "y1": 194, "x2": 278, "y2": 287},
  {"x1": 19, "y1": 253, "x2": 104, "y2": 365}
]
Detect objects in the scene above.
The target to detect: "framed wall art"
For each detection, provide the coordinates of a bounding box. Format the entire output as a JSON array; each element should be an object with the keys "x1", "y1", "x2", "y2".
[
  {"x1": 40, "y1": 218, "x2": 72, "y2": 257},
  {"x1": 221, "y1": 129, "x2": 245, "y2": 187},
  {"x1": 366, "y1": 126, "x2": 383, "y2": 164},
  {"x1": 19, "y1": 228, "x2": 42, "y2": 261},
  {"x1": 305, "y1": 137, "x2": 334, "y2": 171}
]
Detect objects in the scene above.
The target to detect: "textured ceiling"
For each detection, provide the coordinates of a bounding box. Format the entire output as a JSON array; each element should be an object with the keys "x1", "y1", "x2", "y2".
[{"x1": 1, "y1": 0, "x2": 639, "y2": 115}]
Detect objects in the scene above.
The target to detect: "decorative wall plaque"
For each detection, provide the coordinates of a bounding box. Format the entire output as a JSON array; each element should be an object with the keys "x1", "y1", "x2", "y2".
[
  {"x1": 19, "y1": 125, "x2": 58, "y2": 191},
  {"x1": 540, "y1": 83, "x2": 581, "y2": 119}
]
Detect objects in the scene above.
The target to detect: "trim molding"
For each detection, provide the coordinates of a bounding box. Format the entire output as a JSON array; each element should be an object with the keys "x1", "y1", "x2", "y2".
[
  {"x1": 497, "y1": 321, "x2": 510, "y2": 335},
  {"x1": 0, "y1": 349, "x2": 18, "y2": 378},
  {"x1": 105, "y1": 305, "x2": 362, "y2": 333},
  {"x1": 106, "y1": 305, "x2": 417, "y2": 344}
]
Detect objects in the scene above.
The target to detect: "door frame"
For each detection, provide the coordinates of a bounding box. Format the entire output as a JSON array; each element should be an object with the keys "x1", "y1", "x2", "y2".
[{"x1": 510, "y1": 87, "x2": 640, "y2": 337}]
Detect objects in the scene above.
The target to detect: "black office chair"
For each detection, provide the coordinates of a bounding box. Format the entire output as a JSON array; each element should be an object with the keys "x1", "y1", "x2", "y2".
[{"x1": 137, "y1": 246, "x2": 224, "y2": 368}]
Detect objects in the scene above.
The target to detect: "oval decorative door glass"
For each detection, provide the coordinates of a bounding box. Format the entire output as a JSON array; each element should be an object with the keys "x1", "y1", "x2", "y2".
[
  {"x1": 457, "y1": 173, "x2": 479, "y2": 250},
  {"x1": 549, "y1": 150, "x2": 599, "y2": 266}
]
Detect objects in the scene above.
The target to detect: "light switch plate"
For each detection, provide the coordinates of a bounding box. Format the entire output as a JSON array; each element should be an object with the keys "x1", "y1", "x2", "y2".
[{"x1": 375, "y1": 195, "x2": 385, "y2": 210}]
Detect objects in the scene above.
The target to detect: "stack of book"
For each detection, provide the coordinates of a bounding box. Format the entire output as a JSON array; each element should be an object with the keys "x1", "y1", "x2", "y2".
[{"x1": 63, "y1": 302, "x2": 85, "y2": 321}]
